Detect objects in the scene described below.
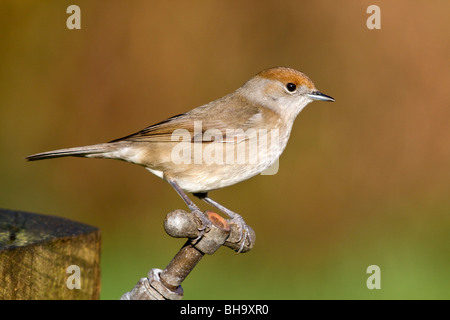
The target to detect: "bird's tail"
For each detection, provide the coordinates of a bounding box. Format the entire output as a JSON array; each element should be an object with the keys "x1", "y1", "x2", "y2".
[{"x1": 26, "y1": 143, "x2": 116, "y2": 161}]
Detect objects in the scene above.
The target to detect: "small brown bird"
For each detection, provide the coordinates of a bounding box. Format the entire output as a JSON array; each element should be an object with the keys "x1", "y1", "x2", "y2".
[{"x1": 27, "y1": 67, "x2": 334, "y2": 252}]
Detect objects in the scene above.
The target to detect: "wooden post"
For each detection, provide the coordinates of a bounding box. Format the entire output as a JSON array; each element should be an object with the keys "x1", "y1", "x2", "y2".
[{"x1": 0, "y1": 208, "x2": 101, "y2": 300}]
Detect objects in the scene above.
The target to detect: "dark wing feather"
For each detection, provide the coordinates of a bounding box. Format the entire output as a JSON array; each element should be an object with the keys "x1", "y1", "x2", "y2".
[{"x1": 109, "y1": 113, "x2": 189, "y2": 143}]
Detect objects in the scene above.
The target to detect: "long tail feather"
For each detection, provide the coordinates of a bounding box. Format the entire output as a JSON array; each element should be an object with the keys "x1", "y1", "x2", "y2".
[{"x1": 26, "y1": 143, "x2": 113, "y2": 161}]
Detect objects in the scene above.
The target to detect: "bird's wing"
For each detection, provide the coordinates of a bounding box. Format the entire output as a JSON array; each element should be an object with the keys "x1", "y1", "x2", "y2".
[{"x1": 109, "y1": 97, "x2": 268, "y2": 144}]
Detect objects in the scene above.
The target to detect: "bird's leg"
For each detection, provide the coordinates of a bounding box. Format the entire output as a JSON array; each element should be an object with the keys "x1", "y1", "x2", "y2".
[
  {"x1": 194, "y1": 192, "x2": 251, "y2": 253},
  {"x1": 167, "y1": 179, "x2": 211, "y2": 240}
]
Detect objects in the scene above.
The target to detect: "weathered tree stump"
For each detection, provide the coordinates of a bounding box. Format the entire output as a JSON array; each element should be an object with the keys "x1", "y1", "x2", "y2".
[{"x1": 0, "y1": 208, "x2": 101, "y2": 300}]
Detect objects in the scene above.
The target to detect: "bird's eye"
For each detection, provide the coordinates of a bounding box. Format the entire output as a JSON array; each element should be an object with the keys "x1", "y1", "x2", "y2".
[{"x1": 286, "y1": 83, "x2": 296, "y2": 92}]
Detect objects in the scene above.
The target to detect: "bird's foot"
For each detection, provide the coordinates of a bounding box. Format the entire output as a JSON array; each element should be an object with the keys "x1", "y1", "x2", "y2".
[
  {"x1": 226, "y1": 214, "x2": 252, "y2": 253},
  {"x1": 191, "y1": 209, "x2": 212, "y2": 241}
]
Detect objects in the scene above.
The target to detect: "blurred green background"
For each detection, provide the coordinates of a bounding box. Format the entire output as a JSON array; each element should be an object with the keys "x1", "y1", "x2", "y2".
[{"x1": 1, "y1": 0, "x2": 449, "y2": 299}]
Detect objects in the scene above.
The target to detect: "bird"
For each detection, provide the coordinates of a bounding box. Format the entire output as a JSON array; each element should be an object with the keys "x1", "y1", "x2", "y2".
[{"x1": 26, "y1": 67, "x2": 334, "y2": 252}]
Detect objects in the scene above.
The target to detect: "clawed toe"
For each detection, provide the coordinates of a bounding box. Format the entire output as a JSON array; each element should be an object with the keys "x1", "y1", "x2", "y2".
[
  {"x1": 191, "y1": 209, "x2": 212, "y2": 241},
  {"x1": 228, "y1": 216, "x2": 252, "y2": 253}
]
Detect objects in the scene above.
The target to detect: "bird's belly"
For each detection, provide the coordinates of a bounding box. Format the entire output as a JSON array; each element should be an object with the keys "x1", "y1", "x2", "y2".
[
  {"x1": 163, "y1": 148, "x2": 283, "y2": 193},
  {"x1": 143, "y1": 135, "x2": 288, "y2": 193},
  {"x1": 168, "y1": 162, "x2": 274, "y2": 193}
]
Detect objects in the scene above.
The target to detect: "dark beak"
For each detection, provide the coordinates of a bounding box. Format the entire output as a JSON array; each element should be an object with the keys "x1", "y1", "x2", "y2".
[{"x1": 307, "y1": 91, "x2": 335, "y2": 102}]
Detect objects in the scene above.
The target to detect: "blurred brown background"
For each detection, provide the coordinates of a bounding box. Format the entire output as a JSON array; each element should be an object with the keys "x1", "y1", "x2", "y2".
[{"x1": 1, "y1": 0, "x2": 449, "y2": 299}]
